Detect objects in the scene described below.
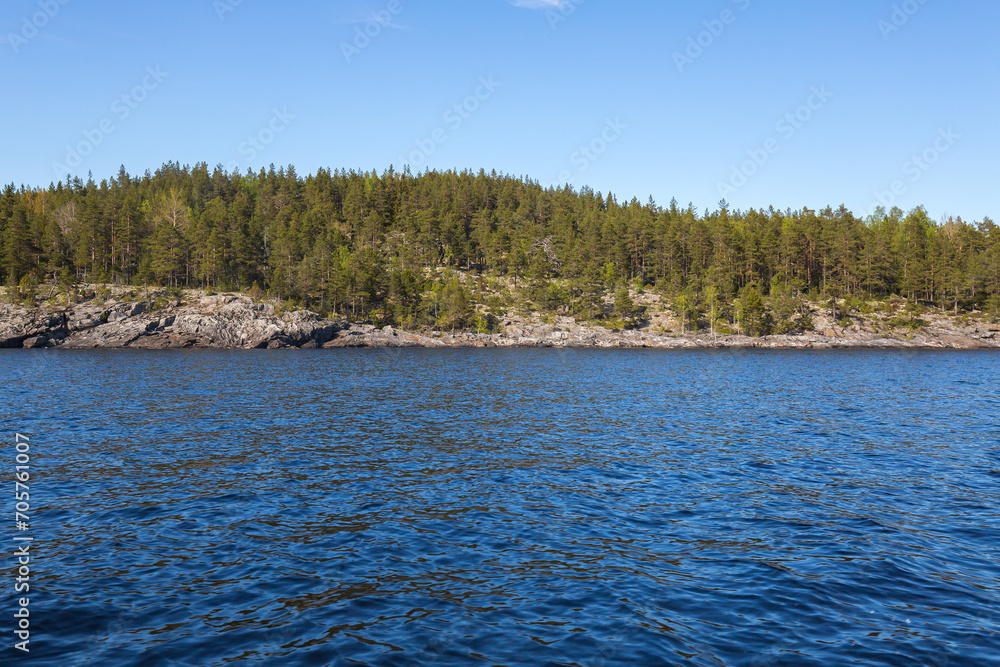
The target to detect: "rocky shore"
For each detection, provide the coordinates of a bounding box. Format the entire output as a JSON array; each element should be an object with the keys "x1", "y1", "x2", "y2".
[{"x1": 2, "y1": 288, "x2": 999, "y2": 350}]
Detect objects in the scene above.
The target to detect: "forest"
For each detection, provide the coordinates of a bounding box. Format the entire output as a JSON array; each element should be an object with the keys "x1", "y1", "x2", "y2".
[{"x1": 2, "y1": 162, "x2": 999, "y2": 334}]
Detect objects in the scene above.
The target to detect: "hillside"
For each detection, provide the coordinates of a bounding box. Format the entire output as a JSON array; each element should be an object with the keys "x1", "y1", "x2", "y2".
[{"x1": 2, "y1": 165, "x2": 999, "y2": 337}]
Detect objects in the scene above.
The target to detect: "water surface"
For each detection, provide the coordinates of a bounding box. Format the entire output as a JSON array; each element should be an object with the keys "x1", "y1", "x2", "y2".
[{"x1": 3, "y1": 349, "x2": 999, "y2": 665}]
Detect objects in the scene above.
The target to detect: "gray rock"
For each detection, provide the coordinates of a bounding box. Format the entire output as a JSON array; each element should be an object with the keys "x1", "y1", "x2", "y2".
[
  {"x1": 22, "y1": 335, "x2": 49, "y2": 349},
  {"x1": 4, "y1": 288, "x2": 1000, "y2": 351},
  {"x1": 71, "y1": 318, "x2": 100, "y2": 331},
  {"x1": 61, "y1": 321, "x2": 150, "y2": 348}
]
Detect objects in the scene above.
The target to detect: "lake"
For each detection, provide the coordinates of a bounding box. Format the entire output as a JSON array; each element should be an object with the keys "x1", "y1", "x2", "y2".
[{"x1": 3, "y1": 349, "x2": 999, "y2": 666}]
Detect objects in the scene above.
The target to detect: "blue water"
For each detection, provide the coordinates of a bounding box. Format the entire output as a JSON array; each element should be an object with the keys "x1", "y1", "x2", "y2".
[{"x1": 3, "y1": 349, "x2": 1000, "y2": 666}]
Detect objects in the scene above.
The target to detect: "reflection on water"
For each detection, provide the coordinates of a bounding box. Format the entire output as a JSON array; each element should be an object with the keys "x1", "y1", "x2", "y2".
[{"x1": 2, "y1": 349, "x2": 1000, "y2": 666}]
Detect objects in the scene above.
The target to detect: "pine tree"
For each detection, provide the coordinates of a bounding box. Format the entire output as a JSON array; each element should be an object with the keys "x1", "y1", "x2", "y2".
[
  {"x1": 3, "y1": 204, "x2": 33, "y2": 284},
  {"x1": 737, "y1": 285, "x2": 765, "y2": 336}
]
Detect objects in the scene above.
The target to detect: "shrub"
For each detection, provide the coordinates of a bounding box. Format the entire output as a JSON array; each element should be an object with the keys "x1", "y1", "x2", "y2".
[
  {"x1": 532, "y1": 282, "x2": 570, "y2": 312},
  {"x1": 988, "y1": 294, "x2": 1000, "y2": 319},
  {"x1": 888, "y1": 315, "x2": 928, "y2": 330},
  {"x1": 14, "y1": 275, "x2": 38, "y2": 307},
  {"x1": 736, "y1": 285, "x2": 766, "y2": 336},
  {"x1": 249, "y1": 281, "x2": 266, "y2": 301},
  {"x1": 603, "y1": 317, "x2": 627, "y2": 332},
  {"x1": 473, "y1": 312, "x2": 498, "y2": 333}
]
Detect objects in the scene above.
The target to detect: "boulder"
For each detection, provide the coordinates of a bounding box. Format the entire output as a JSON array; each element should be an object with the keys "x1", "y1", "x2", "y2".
[{"x1": 22, "y1": 335, "x2": 49, "y2": 349}]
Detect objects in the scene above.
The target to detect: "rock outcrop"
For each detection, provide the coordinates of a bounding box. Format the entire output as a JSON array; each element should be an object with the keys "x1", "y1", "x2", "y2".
[
  {"x1": 318, "y1": 315, "x2": 1000, "y2": 350},
  {"x1": 2, "y1": 288, "x2": 999, "y2": 350},
  {"x1": 1, "y1": 292, "x2": 338, "y2": 350}
]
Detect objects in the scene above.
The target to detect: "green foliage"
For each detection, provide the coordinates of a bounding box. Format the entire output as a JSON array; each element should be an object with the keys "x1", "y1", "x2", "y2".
[
  {"x1": 387, "y1": 269, "x2": 422, "y2": 325},
  {"x1": 840, "y1": 293, "x2": 875, "y2": 314},
  {"x1": 14, "y1": 274, "x2": 38, "y2": 307},
  {"x1": 888, "y1": 315, "x2": 928, "y2": 331},
  {"x1": 988, "y1": 294, "x2": 1000, "y2": 320},
  {"x1": 436, "y1": 278, "x2": 472, "y2": 330},
  {"x1": 473, "y1": 312, "x2": 498, "y2": 333},
  {"x1": 58, "y1": 264, "x2": 78, "y2": 289},
  {"x1": 614, "y1": 288, "x2": 634, "y2": 317},
  {"x1": 715, "y1": 322, "x2": 736, "y2": 335},
  {"x1": 603, "y1": 317, "x2": 629, "y2": 332},
  {"x1": 249, "y1": 281, "x2": 266, "y2": 301},
  {"x1": 0, "y1": 166, "x2": 997, "y2": 331},
  {"x1": 673, "y1": 290, "x2": 698, "y2": 334},
  {"x1": 612, "y1": 288, "x2": 645, "y2": 329},
  {"x1": 565, "y1": 279, "x2": 605, "y2": 321},
  {"x1": 603, "y1": 262, "x2": 617, "y2": 289},
  {"x1": 532, "y1": 282, "x2": 570, "y2": 313},
  {"x1": 736, "y1": 285, "x2": 765, "y2": 336},
  {"x1": 767, "y1": 280, "x2": 802, "y2": 334}
]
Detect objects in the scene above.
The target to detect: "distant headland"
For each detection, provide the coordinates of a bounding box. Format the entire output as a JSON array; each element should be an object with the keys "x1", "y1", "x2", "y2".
[{"x1": 1, "y1": 164, "x2": 999, "y2": 349}]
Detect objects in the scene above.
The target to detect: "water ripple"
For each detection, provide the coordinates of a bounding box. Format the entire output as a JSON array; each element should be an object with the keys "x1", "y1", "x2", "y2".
[{"x1": 2, "y1": 349, "x2": 999, "y2": 665}]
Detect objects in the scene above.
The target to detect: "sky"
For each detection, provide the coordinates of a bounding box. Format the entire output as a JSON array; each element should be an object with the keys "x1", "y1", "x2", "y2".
[{"x1": 2, "y1": 0, "x2": 997, "y2": 222}]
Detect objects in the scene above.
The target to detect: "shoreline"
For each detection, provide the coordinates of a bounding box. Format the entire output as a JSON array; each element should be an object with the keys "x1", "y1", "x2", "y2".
[
  {"x1": 3, "y1": 287, "x2": 998, "y2": 351},
  {"x1": 320, "y1": 325, "x2": 1000, "y2": 351}
]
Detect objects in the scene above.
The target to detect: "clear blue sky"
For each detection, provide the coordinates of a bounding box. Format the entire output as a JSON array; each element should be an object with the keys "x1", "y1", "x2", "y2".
[{"x1": 2, "y1": 0, "x2": 997, "y2": 222}]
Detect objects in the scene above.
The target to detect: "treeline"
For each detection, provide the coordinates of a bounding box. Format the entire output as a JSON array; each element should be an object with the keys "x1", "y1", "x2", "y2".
[{"x1": 2, "y1": 162, "x2": 999, "y2": 328}]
